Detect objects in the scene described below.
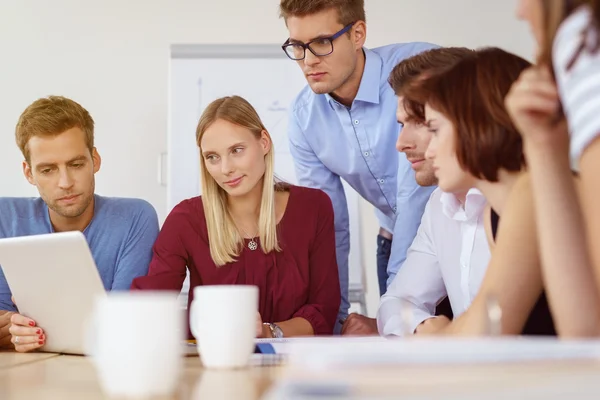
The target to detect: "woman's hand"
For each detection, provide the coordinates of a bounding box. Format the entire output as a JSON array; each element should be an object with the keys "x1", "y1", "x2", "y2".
[
  {"x1": 9, "y1": 314, "x2": 45, "y2": 352},
  {"x1": 505, "y1": 66, "x2": 568, "y2": 149},
  {"x1": 256, "y1": 312, "x2": 264, "y2": 338},
  {"x1": 414, "y1": 316, "x2": 451, "y2": 335}
]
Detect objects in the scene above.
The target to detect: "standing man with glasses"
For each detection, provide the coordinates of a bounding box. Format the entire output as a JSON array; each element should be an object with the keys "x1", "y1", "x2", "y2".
[{"x1": 279, "y1": 0, "x2": 438, "y2": 334}]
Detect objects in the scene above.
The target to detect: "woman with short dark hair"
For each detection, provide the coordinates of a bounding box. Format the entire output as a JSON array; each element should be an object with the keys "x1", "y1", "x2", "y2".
[{"x1": 407, "y1": 47, "x2": 555, "y2": 336}]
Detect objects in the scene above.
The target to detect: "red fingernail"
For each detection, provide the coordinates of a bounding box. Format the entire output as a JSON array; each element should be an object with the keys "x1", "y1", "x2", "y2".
[
  {"x1": 38, "y1": 341, "x2": 44, "y2": 345},
  {"x1": 29, "y1": 321, "x2": 35, "y2": 327},
  {"x1": 36, "y1": 329, "x2": 41, "y2": 334},
  {"x1": 39, "y1": 335, "x2": 44, "y2": 340}
]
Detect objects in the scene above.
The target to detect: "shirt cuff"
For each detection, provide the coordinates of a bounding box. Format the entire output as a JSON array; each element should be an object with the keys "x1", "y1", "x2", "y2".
[
  {"x1": 293, "y1": 305, "x2": 334, "y2": 335},
  {"x1": 378, "y1": 308, "x2": 433, "y2": 337}
]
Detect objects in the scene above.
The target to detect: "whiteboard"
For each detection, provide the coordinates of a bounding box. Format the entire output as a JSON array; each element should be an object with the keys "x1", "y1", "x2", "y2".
[{"x1": 167, "y1": 44, "x2": 365, "y2": 299}]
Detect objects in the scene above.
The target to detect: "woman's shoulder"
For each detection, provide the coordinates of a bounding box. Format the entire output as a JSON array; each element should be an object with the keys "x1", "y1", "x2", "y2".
[
  {"x1": 553, "y1": 5, "x2": 597, "y2": 74},
  {"x1": 287, "y1": 185, "x2": 333, "y2": 211},
  {"x1": 165, "y1": 196, "x2": 206, "y2": 224},
  {"x1": 287, "y1": 184, "x2": 332, "y2": 202}
]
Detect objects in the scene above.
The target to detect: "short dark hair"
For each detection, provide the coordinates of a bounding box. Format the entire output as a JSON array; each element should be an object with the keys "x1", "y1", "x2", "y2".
[
  {"x1": 388, "y1": 47, "x2": 475, "y2": 122},
  {"x1": 279, "y1": 0, "x2": 365, "y2": 25},
  {"x1": 15, "y1": 96, "x2": 95, "y2": 163},
  {"x1": 413, "y1": 47, "x2": 531, "y2": 182}
]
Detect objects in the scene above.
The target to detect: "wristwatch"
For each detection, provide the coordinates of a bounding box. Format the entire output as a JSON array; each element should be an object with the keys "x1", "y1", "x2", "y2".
[{"x1": 263, "y1": 322, "x2": 284, "y2": 338}]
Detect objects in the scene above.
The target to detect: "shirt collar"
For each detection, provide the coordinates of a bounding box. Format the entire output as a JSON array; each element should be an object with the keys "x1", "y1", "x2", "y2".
[
  {"x1": 43, "y1": 194, "x2": 98, "y2": 233},
  {"x1": 326, "y1": 47, "x2": 382, "y2": 107},
  {"x1": 440, "y1": 188, "x2": 487, "y2": 222}
]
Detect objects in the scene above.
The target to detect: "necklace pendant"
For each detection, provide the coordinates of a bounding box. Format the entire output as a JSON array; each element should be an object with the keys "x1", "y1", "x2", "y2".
[{"x1": 248, "y1": 239, "x2": 258, "y2": 251}]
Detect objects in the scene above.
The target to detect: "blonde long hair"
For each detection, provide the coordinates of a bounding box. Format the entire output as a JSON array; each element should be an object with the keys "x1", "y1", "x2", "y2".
[{"x1": 196, "y1": 95, "x2": 281, "y2": 266}]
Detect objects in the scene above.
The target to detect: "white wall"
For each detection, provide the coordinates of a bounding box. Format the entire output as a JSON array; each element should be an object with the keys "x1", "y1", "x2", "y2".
[{"x1": 0, "y1": 0, "x2": 534, "y2": 316}]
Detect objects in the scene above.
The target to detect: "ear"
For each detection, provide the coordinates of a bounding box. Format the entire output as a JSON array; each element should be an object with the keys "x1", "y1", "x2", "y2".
[
  {"x1": 92, "y1": 148, "x2": 102, "y2": 174},
  {"x1": 259, "y1": 130, "x2": 272, "y2": 156},
  {"x1": 352, "y1": 21, "x2": 367, "y2": 50},
  {"x1": 22, "y1": 160, "x2": 35, "y2": 186}
]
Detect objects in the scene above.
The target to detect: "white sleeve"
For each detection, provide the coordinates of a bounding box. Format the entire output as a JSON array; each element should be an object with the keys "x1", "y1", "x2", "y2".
[{"x1": 376, "y1": 195, "x2": 446, "y2": 336}]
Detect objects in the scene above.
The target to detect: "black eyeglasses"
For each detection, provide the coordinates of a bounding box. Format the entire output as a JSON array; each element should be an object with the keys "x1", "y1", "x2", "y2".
[{"x1": 282, "y1": 22, "x2": 355, "y2": 61}]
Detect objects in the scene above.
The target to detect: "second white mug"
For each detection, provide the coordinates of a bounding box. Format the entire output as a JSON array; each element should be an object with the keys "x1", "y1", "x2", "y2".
[{"x1": 190, "y1": 285, "x2": 258, "y2": 369}]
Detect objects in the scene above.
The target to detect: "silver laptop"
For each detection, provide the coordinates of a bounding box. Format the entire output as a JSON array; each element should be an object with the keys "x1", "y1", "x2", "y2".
[{"x1": 0, "y1": 231, "x2": 106, "y2": 355}]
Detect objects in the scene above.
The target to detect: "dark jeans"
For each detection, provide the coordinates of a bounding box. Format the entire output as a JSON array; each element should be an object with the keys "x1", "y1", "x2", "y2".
[{"x1": 376, "y1": 234, "x2": 392, "y2": 296}]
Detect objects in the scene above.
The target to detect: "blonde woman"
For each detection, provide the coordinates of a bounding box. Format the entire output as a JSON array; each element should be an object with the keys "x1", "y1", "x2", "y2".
[{"x1": 132, "y1": 95, "x2": 341, "y2": 338}]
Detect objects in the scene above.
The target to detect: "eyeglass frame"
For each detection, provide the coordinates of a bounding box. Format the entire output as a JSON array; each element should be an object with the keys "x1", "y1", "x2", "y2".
[{"x1": 281, "y1": 22, "x2": 356, "y2": 61}]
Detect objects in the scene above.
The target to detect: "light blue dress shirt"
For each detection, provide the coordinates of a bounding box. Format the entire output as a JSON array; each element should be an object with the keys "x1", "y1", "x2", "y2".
[{"x1": 288, "y1": 43, "x2": 438, "y2": 321}]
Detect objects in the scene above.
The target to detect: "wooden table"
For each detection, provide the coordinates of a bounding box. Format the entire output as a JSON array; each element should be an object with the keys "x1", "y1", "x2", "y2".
[
  {"x1": 0, "y1": 353, "x2": 280, "y2": 400},
  {"x1": 273, "y1": 359, "x2": 600, "y2": 399},
  {"x1": 1, "y1": 352, "x2": 600, "y2": 399},
  {"x1": 0, "y1": 350, "x2": 58, "y2": 370}
]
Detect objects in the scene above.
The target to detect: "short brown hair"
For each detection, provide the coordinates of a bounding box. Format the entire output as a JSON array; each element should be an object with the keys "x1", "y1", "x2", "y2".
[
  {"x1": 15, "y1": 96, "x2": 94, "y2": 163},
  {"x1": 414, "y1": 47, "x2": 531, "y2": 182},
  {"x1": 279, "y1": 0, "x2": 365, "y2": 25},
  {"x1": 388, "y1": 47, "x2": 475, "y2": 122}
]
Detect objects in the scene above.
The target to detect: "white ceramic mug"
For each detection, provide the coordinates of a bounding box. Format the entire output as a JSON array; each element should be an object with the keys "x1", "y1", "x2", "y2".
[
  {"x1": 190, "y1": 285, "x2": 258, "y2": 369},
  {"x1": 89, "y1": 291, "x2": 184, "y2": 398}
]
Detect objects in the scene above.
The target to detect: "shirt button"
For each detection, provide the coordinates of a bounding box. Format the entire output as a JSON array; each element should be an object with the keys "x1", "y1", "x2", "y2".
[
  {"x1": 364, "y1": 151, "x2": 370, "y2": 157},
  {"x1": 461, "y1": 263, "x2": 467, "y2": 269},
  {"x1": 354, "y1": 120, "x2": 360, "y2": 125},
  {"x1": 378, "y1": 179, "x2": 385, "y2": 184},
  {"x1": 393, "y1": 206, "x2": 397, "y2": 212}
]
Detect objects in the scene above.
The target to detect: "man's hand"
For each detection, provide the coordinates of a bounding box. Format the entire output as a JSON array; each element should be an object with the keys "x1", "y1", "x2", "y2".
[
  {"x1": 0, "y1": 311, "x2": 15, "y2": 348},
  {"x1": 414, "y1": 316, "x2": 451, "y2": 335},
  {"x1": 341, "y1": 313, "x2": 379, "y2": 336}
]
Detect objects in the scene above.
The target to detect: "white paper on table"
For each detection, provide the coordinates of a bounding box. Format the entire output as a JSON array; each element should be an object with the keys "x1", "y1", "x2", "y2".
[
  {"x1": 255, "y1": 336, "x2": 389, "y2": 355},
  {"x1": 283, "y1": 336, "x2": 600, "y2": 368}
]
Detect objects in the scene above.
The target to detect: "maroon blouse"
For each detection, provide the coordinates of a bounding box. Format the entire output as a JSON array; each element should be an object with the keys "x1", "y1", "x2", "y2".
[{"x1": 131, "y1": 185, "x2": 341, "y2": 335}]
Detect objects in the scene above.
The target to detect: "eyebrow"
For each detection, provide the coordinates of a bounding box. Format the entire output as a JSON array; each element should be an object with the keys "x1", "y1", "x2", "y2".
[
  {"x1": 67, "y1": 155, "x2": 88, "y2": 163},
  {"x1": 398, "y1": 115, "x2": 422, "y2": 124},
  {"x1": 288, "y1": 33, "x2": 334, "y2": 44},
  {"x1": 36, "y1": 155, "x2": 88, "y2": 169},
  {"x1": 201, "y1": 142, "x2": 246, "y2": 157}
]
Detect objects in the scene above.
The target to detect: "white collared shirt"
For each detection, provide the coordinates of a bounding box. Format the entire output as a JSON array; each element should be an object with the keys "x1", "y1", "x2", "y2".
[{"x1": 377, "y1": 188, "x2": 491, "y2": 336}]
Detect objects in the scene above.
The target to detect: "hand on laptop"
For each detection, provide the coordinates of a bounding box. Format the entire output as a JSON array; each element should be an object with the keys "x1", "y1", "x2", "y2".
[
  {"x1": 9, "y1": 314, "x2": 45, "y2": 352},
  {"x1": 340, "y1": 313, "x2": 379, "y2": 336}
]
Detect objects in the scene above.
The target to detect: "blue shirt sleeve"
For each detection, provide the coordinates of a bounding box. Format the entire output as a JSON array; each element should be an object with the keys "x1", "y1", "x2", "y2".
[
  {"x1": 0, "y1": 267, "x2": 16, "y2": 312},
  {"x1": 288, "y1": 114, "x2": 350, "y2": 320},
  {"x1": 0, "y1": 204, "x2": 17, "y2": 312},
  {"x1": 110, "y1": 201, "x2": 160, "y2": 291},
  {"x1": 386, "y1": 157, "x2": 436, "y2": 287}
]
